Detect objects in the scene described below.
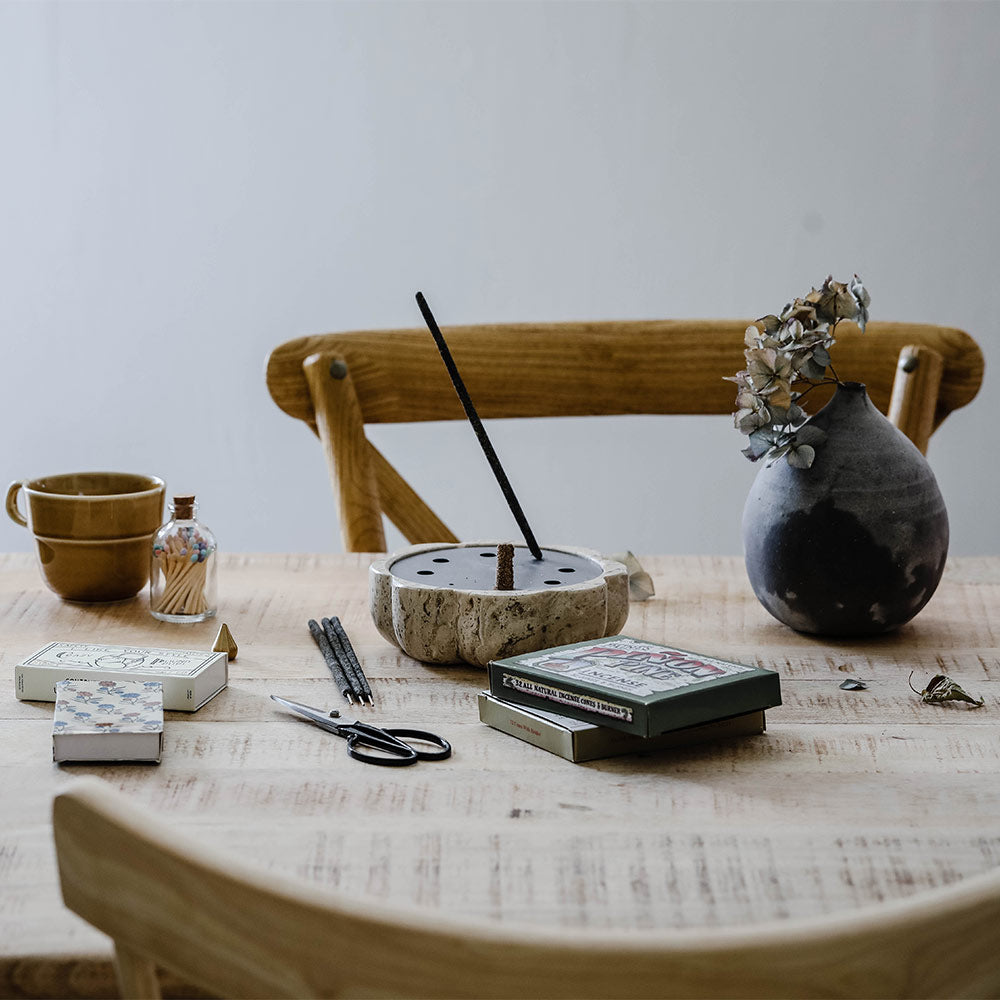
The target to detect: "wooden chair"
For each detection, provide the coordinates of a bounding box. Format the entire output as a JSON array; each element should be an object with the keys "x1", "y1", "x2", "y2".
[
  {"x1": 54, "y1": 778, "x2": 1000, "y2": 999},
  {"x1": 266, "y1": 320, "x2": 983, "y2": 552}
]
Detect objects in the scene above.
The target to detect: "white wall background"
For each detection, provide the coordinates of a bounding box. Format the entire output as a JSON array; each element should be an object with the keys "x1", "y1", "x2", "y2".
[{"x1": 2, "y1": 0, "x2": 996, "y2": 560}]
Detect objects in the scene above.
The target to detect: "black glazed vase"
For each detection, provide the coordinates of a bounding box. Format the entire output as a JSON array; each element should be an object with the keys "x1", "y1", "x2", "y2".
[{"x1": 742, "y1": 382, "x2": 949, "y2": 636}]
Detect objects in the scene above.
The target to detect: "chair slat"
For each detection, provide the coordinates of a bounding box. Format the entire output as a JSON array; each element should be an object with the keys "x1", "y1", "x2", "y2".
[
  {"x1": 267, "y1": 320, "x2": 983, "y2": 552},
  {"x1": 54, "y1": 780, "x2": 1000, "y2": 999}
]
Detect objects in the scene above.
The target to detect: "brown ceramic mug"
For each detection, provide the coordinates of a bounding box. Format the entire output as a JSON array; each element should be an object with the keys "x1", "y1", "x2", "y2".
[
  {"x1": 6, "y1": 472, "x2": 165, "y2": 540},
  {"x1": 6, "y1": 472, "x2": 164, "y2": 602},
  {"x1": 31, "y1": 533, "x2": 155, "y2": 603}
]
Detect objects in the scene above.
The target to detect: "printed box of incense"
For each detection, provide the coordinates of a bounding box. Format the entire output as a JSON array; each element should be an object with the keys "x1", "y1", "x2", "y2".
[
  {"x1": 53, "y1": 679, "x2": 164, "y2": 764},
  {"x1": 478, "y1": 691, "x2": 766, "y2": 763},
  {"x1": 16, "y1": 640, "x2": 227, "y2": 712},
  {"x1": 488, "y1": 634, "x2": 781, "y2": 738}
]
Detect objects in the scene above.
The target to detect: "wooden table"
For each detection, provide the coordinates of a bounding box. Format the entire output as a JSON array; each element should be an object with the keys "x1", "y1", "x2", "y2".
[{"x1": 2, "y1": 552, "x2": 998, "y2": 998}]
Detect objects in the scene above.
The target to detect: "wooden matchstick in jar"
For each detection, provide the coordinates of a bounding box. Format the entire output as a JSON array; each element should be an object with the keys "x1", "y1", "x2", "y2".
[{"x1": 149, "y1": 495, "x2": 218, "y2": 622}]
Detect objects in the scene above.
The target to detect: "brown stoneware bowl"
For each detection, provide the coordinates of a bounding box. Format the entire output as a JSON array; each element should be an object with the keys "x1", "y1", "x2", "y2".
[{"x1": 32, "y1": 533, "x2": 155, "y2": 603}]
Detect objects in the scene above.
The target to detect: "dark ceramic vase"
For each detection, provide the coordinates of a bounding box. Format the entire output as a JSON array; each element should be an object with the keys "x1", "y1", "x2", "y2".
[{"x1": 742, "y1": 382, "x2": 949, "y2": 635}]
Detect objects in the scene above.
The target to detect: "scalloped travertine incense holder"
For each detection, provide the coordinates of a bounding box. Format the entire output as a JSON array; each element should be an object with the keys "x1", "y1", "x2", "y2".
[{"x1": 370, "y1": 542, "x2": 629, "y2": 668}]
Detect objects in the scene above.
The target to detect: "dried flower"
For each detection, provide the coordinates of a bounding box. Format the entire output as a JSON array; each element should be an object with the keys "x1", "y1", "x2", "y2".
[
  {"x1": 729, "y1": 274, "x2": 870, "y2": 468},
  {"x1": 908, "y1": 671, "x2": 984, "y2": 708},
  {"x1": 783, "y1": 424, "x2": 828, "y2": 469},
  {"x1": 850, "y1": 275, "x2": 870, "y2": 333}
]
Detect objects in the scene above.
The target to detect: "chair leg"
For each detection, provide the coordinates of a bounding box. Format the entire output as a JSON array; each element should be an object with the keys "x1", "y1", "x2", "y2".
[
  {"x1": 303, "y1": 350, "x2": 387, "y2": 552},
  {"x1": 113, "y1": 943, "x2": 161, "y2": 1000},
  {"x1": 887, "y1": 344, "x2": 944, "y2": 454}
]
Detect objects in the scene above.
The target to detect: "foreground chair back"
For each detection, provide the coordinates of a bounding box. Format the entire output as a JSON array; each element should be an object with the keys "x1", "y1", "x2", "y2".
[
  {"x1": 266, "y1": 320, "x2": 982, "y2": 551},
  {"x1": 54, "y1": 779, "x2": 1000, "y2": 999}
]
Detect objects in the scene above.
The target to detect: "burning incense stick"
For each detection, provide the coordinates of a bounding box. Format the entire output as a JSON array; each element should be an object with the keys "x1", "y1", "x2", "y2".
[{"x1": 416, "y1": 291, "x2": 543, "y2": 561}]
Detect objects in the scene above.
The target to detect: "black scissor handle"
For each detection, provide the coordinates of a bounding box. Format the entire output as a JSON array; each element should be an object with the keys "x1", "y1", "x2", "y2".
[
  {"x1": 383, "y1": 728, "x2": 452, "y2": 761},
  {"x1": 344, "y1": 724, "x2": 451, "y2": 767}
]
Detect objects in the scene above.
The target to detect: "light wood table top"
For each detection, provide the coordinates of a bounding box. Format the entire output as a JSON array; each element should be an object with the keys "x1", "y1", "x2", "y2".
[{"x1": 2, "y1": 552, "x2": 999, "y2": 998}]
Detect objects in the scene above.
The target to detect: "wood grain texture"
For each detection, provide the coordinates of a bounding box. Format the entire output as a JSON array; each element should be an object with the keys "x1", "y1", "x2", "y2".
[
  {"x1": 2, "y1": 552, "x2": 999, "y2": 997},
  {"x1": 53, "y1": 778, "x2": 1000, "y2": 999},
  {"x1": 266, "y1": 320, "x2": 983, "y2": 551},
  {"x1": 266, "y1": 320, "x2": 983, "y2": 425}
]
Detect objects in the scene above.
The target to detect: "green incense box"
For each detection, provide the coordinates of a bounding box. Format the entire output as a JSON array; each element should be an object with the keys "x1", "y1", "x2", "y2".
[{"x1": 487, "y1": 635, "x2": 781, "y2": 738}]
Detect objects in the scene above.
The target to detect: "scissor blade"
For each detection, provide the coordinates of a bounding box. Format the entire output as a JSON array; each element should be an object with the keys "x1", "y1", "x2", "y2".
[{"x1": 270, "y1": 695, "x2": 343, "y2": 734}]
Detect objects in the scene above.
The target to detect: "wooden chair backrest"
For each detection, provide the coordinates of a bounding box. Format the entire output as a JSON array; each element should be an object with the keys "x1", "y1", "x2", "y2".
[
  {"x1": 54, "y1": 779, "x2": 1000, "y2": 999},
  {"x1": 266, "y1": 320, "x2": 983, "y2": 552}
]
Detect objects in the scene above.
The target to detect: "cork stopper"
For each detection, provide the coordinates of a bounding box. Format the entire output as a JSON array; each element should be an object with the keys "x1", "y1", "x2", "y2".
[{"x1": 172, "y1": 494, "x2": 196, "y2": 519}]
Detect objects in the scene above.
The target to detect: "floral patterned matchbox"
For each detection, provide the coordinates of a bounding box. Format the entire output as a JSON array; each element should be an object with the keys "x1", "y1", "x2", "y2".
[
  {"x1": 488, "y1": 635, "x2": 782, "y2": 738},
  {"x1": 53, "y1": 679, "x2": 164, "y2": 764},
  {"x1": 15, "y1": 641, "x2": 227, "y2": 711}
]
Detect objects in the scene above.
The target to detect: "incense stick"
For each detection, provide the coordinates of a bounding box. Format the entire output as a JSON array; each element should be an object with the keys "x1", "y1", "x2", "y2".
[
  {"x1": 325, "y1": 616, "x2": 373, "y2": 706},
  {"x1": 416, "y1": 291, "x2": 543, "y2": 561},
  {"x1": 308, "y1": 619, "x2": 355, "y2": 705},
  {"x1": 320, "y1": 617, "x2": 364, "y2": 703}
]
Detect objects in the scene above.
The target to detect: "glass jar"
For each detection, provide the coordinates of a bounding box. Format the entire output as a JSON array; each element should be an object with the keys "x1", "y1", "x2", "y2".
[{"x1": 149, "y1": 495, "x2": 218, "y2": 622}]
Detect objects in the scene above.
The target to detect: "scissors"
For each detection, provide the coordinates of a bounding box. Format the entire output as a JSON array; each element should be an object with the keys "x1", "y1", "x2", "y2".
[{"x1": 270, "y1": 695, "x2": 451, "y2": 767}]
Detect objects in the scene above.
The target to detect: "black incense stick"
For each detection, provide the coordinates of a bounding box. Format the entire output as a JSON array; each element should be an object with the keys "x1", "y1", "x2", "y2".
[
  {"x1": 319, "y1": 618, "x2": 360, "y2": 701},
  {"x1": 322, "y1": 617, "x2": 372, "y2": 706},
  {"x1": 326, "y1": 616, "x2": 374, "y2": 706},
  {"x1": 416, "y1": 291, "x2": 543, "y2": 561},
  {"x1": 308, "y1": 618, "x2": 355, "y2": 705}
]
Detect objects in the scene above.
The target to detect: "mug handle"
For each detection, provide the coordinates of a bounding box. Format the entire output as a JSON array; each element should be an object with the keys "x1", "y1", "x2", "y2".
[{"x1": 5, "y1": 481, "x2": 27, "y2": 528}]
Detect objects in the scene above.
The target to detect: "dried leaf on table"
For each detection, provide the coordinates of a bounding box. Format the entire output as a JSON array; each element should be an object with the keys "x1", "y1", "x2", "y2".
[
  {"x1": 839, "y1": 678, "x2": 867, "y2": 690},
  {"x1": 908, "y1": 671, "x2": 984, "y2": 707},
  {"x1": 610, "y1": 551, "x2": 655, "y2": 602}
]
